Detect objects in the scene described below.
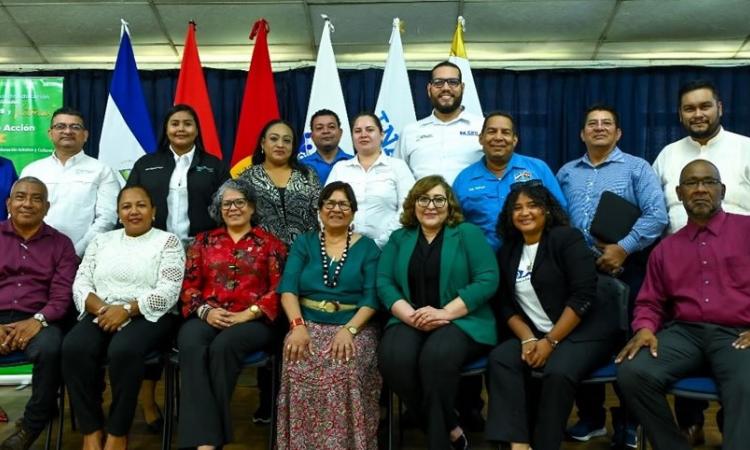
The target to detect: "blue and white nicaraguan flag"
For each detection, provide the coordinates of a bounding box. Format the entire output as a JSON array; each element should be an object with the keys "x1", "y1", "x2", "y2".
[
  {"x1": 98, "y1": 19, "x2": 156, "y2": 184},
  {"x1": 299, "y1": 15, "x2": 352, "y2": 158},
  {"x1": 374, "y1": 18, "x2": 416, "y2": 157}
]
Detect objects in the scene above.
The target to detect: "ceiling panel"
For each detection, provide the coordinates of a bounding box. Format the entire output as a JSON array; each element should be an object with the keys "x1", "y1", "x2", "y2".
[
  {"x1": 0, "y1": 47, "x2": 46, "y2": 64},
  {"x1": 39, "y1": 44, "x2": 177, "y2": 64},
  {"x1": 597, "y1": 41, "x2": 741, "y2": 59},
  {"x1": 0, "y1": 8, "x2": 29, "y2": 46}
]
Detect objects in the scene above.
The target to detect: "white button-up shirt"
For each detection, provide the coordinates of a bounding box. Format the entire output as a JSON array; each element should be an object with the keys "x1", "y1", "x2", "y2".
[
  {"x1": 653, "y1": 127, "x2": 750, "y2": 234},
  {"x1": 326, "y1": 152, "x2": 415, "y2": 248},
  {"x1": 166, "y1": 147, "x2": 195, "y2": 245},
  {"x1": 20, "y1": 151, "x2": 119, "y2": 256},
  {"x1": 395, "y1": 109, "x2": 484, "y2": 185}
]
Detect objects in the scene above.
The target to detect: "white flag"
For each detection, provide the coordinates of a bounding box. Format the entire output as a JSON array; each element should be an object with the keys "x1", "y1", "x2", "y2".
[
  {"x1": 374, "y1": 18, "x2": 416, "y2": 157},
  {"x1": 98, "y1": 20, "x2": 156, "y2": 185},
  {"x1": 299, "y1": 16, "x2": 352, "y2": 158},
  {"x1": 449, "y1": 16, "x2": 483, "y2": 116}
]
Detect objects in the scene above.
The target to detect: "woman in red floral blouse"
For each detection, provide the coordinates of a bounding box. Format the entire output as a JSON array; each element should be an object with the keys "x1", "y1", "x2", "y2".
[{"x1": 176, "y1": 178, "x2": 287, "y2": 450}]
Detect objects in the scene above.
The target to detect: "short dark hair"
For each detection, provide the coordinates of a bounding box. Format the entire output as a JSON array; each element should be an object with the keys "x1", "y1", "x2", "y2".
[
  {"x1": 351, "y1": 112, "x2": 383, "y2": 133},
  {"x1": 481, "y1": 111, "x2": 516, "y2": 135},
  {"x1": 208, "y1": 178, "x2": 260, "y2": 226},
  {"x1": 400, "y1": 175, "x2": 463, "y2": 228},
  {"x1": 157, "y1": 104, "x2": 207, "y2": 155},
  {"x1": 318, "y1": 181, "x2": 358, "y2": 213},
  {"x1": 431, "y1": 60, "x2": 462, "y2": 81},
  {"x1": 497, "y1": 183, "x2": 568, "y2": 243},
  {"x1": 678, "y1": 80, "x2": 720, "y2": 108},
  {"x1": 11, "y1": 176, "x2": 48, "y2": 201},
  {"x1": 310, "y1": 109, "x2": 341, "y2": 129},
  {"x1": 582, "y1": 104, "x2": 620, "y2": 129},
  {"x1": 250, "y1": 119, "x2": 308, "y2": 174},
  {"x1": 117, "y1": 184, "x2": 154, "y2": 207},
  {"x1": 50, "y1": 107, "x2": 86, "y2": 129}
]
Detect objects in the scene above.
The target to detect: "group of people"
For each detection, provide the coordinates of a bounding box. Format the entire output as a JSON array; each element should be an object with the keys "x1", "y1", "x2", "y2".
[{"x1": 0, "y1": 59, "x2": 748, "y2": 450}]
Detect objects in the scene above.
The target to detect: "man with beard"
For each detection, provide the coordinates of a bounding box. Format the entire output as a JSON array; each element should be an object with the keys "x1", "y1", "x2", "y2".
[
  {"x1": 654, "y1": 80, "x2": 750, "y2": 234},
  {"x1": 651, "y1": 80, "x2": 750, "y2": 442},
  {"x1": 616, "y1": 160, "x2": 750, "y2": 450},
  {"x1": 396, "y1": 61, "x2": 483, "y2": 185},
  {"x1": 300, "y1": 109, "x2": 352, "y2": 185}
]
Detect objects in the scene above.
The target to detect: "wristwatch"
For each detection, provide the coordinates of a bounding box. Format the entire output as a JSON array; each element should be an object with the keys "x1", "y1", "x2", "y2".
[
  {"x1": 249, "y1": 304, "x2": 261, "y2": 319},
  {"x1": 33, "y1": 313, "x2": 48, "y2": 328},
  {"x1": 122, "y1": 303, "x2": 133, "y2": 317},
  {"x1": 345, "y1": 325, "x2": 359, "y2": 336}
]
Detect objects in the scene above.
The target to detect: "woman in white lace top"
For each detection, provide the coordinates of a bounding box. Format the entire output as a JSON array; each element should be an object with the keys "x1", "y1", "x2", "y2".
[{"x1": 61, "y1": 185, "x2": 185, "y2": 450}]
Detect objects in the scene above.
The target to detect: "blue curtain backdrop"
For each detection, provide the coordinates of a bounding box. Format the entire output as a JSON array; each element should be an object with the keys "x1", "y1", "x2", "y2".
[{"x1": 5, "y1": 65, "x2": 749, "y2": 172}]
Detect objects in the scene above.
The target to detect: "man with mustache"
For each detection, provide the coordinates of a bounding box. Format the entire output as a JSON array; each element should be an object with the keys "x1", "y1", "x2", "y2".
[
  {"x1": 651, "y1": 80, "x2": 750, "y2": 443},
  {"x1": 396, "y1": 61, "x2": 483, "y2": 185},
  {"x1": 299, "y1": 109, "x2": 352, "y2": 185},
  {"x1": 616, "y1": 160, "x2": 750, "y2": 450}
]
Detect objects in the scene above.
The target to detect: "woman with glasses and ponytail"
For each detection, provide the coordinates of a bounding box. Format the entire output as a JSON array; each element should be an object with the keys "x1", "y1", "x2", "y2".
[
  {"x1": 276, "y1": 181, "x2": 381, "y2": 449},
  {"x1": 377, "y1": 175, "x2": 499, "y2": 450}
]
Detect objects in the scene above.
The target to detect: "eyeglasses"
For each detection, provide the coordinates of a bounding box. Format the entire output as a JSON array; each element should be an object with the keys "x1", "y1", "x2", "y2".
[
  {"x1": 221, "y1": 198, "x2": 249, "y2": 210},
  {"x1": 51, "y1": 123, "x2": 85, "y2": 132},
  {"x1": 416, "y1": 195, "x2": 448, "y2": 208},
  {"x1": 510, "y1": 179, "x2": 543, "y2": 191},
  {"x1": 322, "y1": 200, "x2": 352, "y2": 211},
  {"x1": 430, "y1": 78, "x2": 461, "y2": 88},
  {"x1": 680, "y1": 178, "x2": 721, "y2": 189}
]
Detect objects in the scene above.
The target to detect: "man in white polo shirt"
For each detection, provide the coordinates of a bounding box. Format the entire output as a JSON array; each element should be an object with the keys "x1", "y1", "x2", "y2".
[
  {"x1": 21, "y1": 107, "x2": 119, "y2": 257},
  {"x1": 395, "y1": 61, "x2": 483, "y2": 185}
]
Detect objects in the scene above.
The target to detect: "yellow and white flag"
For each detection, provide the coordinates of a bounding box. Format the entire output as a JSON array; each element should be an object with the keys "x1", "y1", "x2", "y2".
[{"x1": 449, "y1": 16, "x2": 482, "y2": 116}]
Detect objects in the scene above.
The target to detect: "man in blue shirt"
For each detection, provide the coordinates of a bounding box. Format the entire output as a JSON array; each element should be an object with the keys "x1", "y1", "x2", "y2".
[
  {"x1": 557, "y1": 104, "x2": 667, "y2": 449},
  {"x1": 0, "y1": 156, "x2": 18, "y2": 219},
  {"x1": 299, "y1": 109, "x2": 352, "y2": 185},
  {"x1": 453, "y1": 111, "x2": 566, "y2": 251}
]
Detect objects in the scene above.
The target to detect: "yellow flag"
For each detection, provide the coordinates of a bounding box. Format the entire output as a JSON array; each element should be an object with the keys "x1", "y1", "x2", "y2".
[
  {"x1": 450, "y1": 17, "x2": 467, "y2": 58},
  {"x1": 447, "y1": 16, "x2": 482, "y2": 115}
]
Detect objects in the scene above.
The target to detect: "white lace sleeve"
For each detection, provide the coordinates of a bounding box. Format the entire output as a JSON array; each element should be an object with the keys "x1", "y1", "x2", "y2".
[
  {"x1": 136, "y1": 233, "x2": 186, "y2": 322},
  {"x1": 72, "y1": 233, "x2": 102, "y2": 319}
]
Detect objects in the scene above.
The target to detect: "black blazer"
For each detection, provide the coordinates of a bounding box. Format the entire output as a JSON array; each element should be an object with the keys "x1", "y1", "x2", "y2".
[
  {"x1": 127, "y1": 149, "x2": 230, "y2": 236},
  {"x1": 494, "y1": 226, "x2": 619, "y2": 342}
]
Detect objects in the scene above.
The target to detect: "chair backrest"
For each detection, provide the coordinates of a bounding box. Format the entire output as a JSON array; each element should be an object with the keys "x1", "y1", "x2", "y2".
[{"x1": 596, "y1": 274, "x2": 630, "y2": 334}]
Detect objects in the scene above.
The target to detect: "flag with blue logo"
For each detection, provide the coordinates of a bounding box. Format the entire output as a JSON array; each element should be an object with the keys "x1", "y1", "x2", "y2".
[
  {"x1": 449, "y1": 16, "x2": 483, "y2": 116},
  {"x1": 299, "y1": 16, "x2": 352, "y2": 158},
  {"x1": 374, "y1": 18, "x2": 416, "y2": 157},
  {"x1": 98, "y1": 20, "x2": 156, "y2": 184}
]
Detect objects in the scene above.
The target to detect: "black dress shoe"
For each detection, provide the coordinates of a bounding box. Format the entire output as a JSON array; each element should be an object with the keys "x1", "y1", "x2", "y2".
[
  {"x1": 450, "y1": 432, "x2": 469, "y2": 450},
  {"x1": 0, "y1": 419, "x2": 42, "y2": 450},
  {"x1": 680, "y1": 424, "x2": 705, "y2": 446},
  {"x1": 145, "y1": 406, "x2": 163, "y2": 434}
]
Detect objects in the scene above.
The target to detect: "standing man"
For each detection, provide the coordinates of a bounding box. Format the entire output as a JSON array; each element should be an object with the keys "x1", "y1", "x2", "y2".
[
  {"x1": 454, "y1": 111, "x2": 566, "y2": 251},
  {"x1": 652, "y1": 80, "x2": 750, "y2": 442},
  {"x1": 299, "y1": 109, "x2": 352, "y2": 185},
  {"x1": 616, "y1": 159, "x2": 750, "y2": 450},
  {"x1": 0, "y1": 177, "x2": 77, "y2": 450},
  {"x1": 396, "y1": 61, "x2": 483, "y2": 185},
  {"x1": 0, "y1": 156, "x2": 18, "y2": 219},
  {"x1": 20, "y1": 107, "x2": 119, "y2": 256},
  {"x1": 557, "y1": 105, "x2": 667, "y2": 448}
]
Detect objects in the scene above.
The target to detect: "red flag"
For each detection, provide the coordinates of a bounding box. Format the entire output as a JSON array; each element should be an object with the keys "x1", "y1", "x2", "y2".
[
  {"x1": 175, "y1": 22, "x2": 223, "y2": 159},
  {"x1": 230, "y1": 19, "x2": 279, "y2": 177}
]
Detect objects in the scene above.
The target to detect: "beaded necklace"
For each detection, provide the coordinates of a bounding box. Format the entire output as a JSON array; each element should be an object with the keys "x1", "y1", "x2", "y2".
[{"x1": 320, "y1": 228, "x2": 353, "y2": 288}]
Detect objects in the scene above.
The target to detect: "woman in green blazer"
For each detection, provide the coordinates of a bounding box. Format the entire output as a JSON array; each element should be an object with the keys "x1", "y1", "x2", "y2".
[{"x1": 377, "y1": 175, "x2": 499, "y2": 450}]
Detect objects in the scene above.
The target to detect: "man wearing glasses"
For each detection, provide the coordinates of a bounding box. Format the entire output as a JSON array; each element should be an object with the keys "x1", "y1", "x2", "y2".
[
  {"x1": 20, "y1": 107, "x2": 119, "y2": 256},
  {"x1": 616, "y1": 160, "x2": 750, "y2": 450},
  {"x1": 395, "y1": 61, "x2": 483, "y2": 185}
]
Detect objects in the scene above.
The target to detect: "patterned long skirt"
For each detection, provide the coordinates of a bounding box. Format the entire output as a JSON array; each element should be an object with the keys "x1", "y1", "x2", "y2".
[{"x1": 276, "y1": 322, "x2": 381, "y2": 450}]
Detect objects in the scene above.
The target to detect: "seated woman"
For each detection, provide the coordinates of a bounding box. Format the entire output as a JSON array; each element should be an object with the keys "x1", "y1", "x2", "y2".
[
  {"x1": 326, "y1": 112, "x2": 414, "y2": 248},
  {"x1": 485, "y1": 182, "x2": 619, "y2": 450},
  {"x1": 276, "y1": 181, "x2": 381, "y2": 449},
  {"x1": 62, "y1": 185, "x2": 185, "y2": 450},
  {"x1": 378, "y1": 175, "x2": 499, "y2": 450},
  {"x1": 177, "y1": 178, "x2": 287, "y2": 449}
]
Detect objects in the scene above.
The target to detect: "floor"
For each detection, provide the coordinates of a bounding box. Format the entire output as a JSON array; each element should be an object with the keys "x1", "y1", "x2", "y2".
[{"x1": 0, "y1": 373, "x2": 723, "y2": 449}]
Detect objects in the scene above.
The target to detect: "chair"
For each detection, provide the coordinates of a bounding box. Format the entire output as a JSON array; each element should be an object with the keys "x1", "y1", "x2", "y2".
[
  {"x1": 162, "y1": 349, "x2": 277, "y2": 450},
  {"x1": 0, "y1": 351, "x2": 65, "y2": 450}
]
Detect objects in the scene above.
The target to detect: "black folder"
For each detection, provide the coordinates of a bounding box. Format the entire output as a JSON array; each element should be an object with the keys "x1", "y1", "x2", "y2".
[{"x1": 589, "y1": 191, "x2": 641, "y2": 244}]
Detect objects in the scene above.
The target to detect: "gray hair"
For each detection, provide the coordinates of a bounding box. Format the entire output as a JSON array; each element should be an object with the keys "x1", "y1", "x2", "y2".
[
  {"x1": 208, "y1": 178, "x2": 260, "y2": 226},
  {"x1": 11, "y1": 176, "x2": 49, "y2": 202}
]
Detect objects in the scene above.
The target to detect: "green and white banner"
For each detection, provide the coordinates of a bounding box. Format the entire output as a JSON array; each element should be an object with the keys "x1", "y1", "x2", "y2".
[{"x1": 0, "y1": 77, "x2": 63, "y2": 172}]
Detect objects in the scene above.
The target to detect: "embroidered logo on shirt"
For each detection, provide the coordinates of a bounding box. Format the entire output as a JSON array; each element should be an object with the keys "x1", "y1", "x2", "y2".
[
  {"x1": 144, "y1": 166, "x2": 164, "y2": 171},
  {"x1": 514, "y1": 171, "x2": 533, "y2": 182},
  {"x1": 460, "y1": 130, "x2": 479, "y2": 136},
  {"x1": 195, "y1": 166, "x2": 215, "y2": 173},
  {"x1": 415, "y1": 134, "x2": 433, "y2": 141},
  {"x1": 468, "y1": 185, "x2": 487, "y2": 191}
]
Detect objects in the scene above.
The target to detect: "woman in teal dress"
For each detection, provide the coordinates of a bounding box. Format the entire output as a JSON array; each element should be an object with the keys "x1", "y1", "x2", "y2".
[{"x1": 276, "y1": 181, "x2": 381, "y2": 450}]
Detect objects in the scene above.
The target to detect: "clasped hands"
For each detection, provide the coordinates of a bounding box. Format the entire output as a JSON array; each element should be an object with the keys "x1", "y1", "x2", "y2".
[
  {"x1": 283, "y1": 325, "x2": 356, "y2": 364},
  {"x1": 94, "y1": 305, "x2": 131, "y2": 332},
  {"x1": 410, "y1": 306, "x2": 451, "y2": 331},
  {"x1": 205, "y1": 307, "x2": 256, "y2": 329},
  {"x1": 520, "y1": 338, "x2": 554, "y2": 368},
  {"x1": 0, "y1": 319, "x2": 42, "y2": 354}
]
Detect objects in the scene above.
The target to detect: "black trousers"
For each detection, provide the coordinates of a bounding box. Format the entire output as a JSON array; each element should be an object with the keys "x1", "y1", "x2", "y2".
[
  {"x1": 617, "y1": 322, "x2": 750, "y2": 450},
  {"x1": 61, "y1": 313, "x2": 177, "y2": 436},
  {"x1": 176, "y1": 318, "x2": 274, "y2": 447},
  {"x1": 1, "y1": 311, "x2": 63, "y2": 434},
  {"x1": 378, "y1": 323, "x2": 488, "y2": 450},
  {"x1": 486, "y1": 336, "x2": 614, "y2": 450}
]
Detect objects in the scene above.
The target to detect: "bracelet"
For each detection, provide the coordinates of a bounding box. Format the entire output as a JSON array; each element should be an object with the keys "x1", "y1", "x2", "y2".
[
  {"x1": 520, "y1": 337, "x2": 538, "y2": 345},
  {"x1": 544, "y1": 334, "x2": 560, "y2": 349},
  {"x1": 197, "y1": 305, "x2": 213, "y2": 321},
  {"x1": 289, "y1": 317, "x2": 306, "y2": 330}
]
